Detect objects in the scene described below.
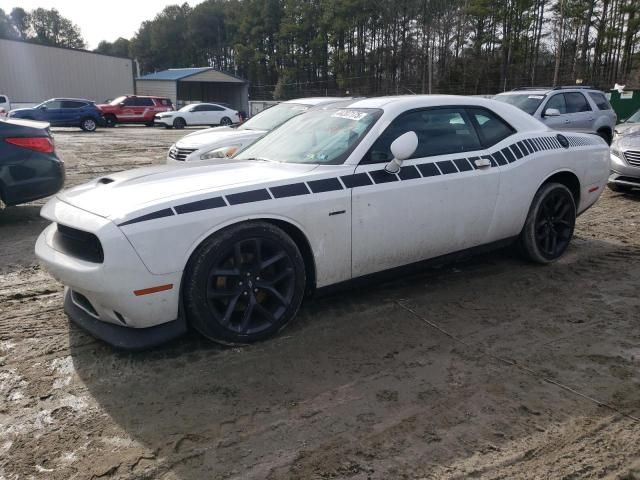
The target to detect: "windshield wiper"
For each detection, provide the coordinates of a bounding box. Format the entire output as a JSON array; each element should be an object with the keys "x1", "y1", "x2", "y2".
[{"x1": 243, "y1": 157, "x2": 273, "y2": 163}]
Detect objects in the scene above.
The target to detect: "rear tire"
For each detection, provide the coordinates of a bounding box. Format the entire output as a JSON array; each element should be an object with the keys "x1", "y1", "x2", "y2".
[
  {"x1": 220, "y1": 116, "x2": 232, "y2": 126},
  {"x1": 104, "y1": 115, "x2": 116, "y2": 128},
  {"x1": 184, "y1": 222, "x2": 306, "y2": 345},
  {"x1": 145, "y1": 122, "x2": 155, "y2": 127},
  {"x1": 80, "y1": 117, "x2": 97, "y2": 132},
  {"x1": 173, "y1": 117, "x2": 186, "y2": 129},
  {"x1": 518, "y1": 183, "x2": 576, "y2": 264}
]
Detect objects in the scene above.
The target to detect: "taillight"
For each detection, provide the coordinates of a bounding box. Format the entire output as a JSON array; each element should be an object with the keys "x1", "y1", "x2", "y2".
[{"x1": 5, "y1": 136, "x2": 54, "y2": 153}]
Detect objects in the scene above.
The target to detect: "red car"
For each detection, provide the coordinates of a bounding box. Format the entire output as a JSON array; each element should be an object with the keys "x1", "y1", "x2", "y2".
[{"x1": 97, "y1": 95, "x2": 173, "y2": 127}]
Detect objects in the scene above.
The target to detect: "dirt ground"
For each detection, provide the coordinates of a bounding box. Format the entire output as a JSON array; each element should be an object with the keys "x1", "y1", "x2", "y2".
[{"x1": 1, "y1": 126, "x2": 639, "y2": 480}]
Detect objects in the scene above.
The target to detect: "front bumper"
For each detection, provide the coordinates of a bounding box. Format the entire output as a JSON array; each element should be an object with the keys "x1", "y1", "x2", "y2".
[
  {"x1": 154, "y1": 116, "x2": 173, "y2": 126},
  {"x1": 35, "y1": 199, "x2": 185, "y2": 348},
  {"x1": 609, "y1": 152, "x2": 640, "y2": 187}
]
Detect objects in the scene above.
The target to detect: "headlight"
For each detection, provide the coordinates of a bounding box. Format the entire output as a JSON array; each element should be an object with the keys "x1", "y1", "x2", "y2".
[{"x1": 200, "y1": 145, "x2": 240, "y2": 160}]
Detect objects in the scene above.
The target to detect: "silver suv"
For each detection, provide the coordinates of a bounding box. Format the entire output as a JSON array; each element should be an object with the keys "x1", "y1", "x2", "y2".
[{"x1": 494, "y1": 87, "x2": 617, "y2": 144}]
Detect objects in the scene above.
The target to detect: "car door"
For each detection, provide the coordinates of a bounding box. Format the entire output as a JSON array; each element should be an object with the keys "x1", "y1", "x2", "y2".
[
  {"x1": 350, "y1": 106, "x2": 502, "y2": 277},
  {"x1": 206, "y1": 104, "x2": 225, "y2": 124},
  {"x1": 563, "y1": 92, "x2": 595, "y2": 132},
  {"x1": 539, "y1": 93, "x2": 572, "y2": 131},
  {"x1": 61, "y1": 100, "x2": 85, "y2": 126},
  {"x1": 120, "y1": 97, "x2": 144, "y2": 121},
  {"x1": 40, "y1": 100, "x2": 64, "y2": 125}
]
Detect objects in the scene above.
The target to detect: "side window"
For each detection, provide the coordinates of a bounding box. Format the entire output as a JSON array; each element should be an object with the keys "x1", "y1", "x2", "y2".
[
  {"x1": 61, "y1": 101, "x2": 85, "y2": 109},
  {"x1": 565, "y1": 92, "x2": 592, "y2": 113},
  {"x1": 123, "y1": 97, "x2": 137, "y2": 106},
  {"x1": 192, "y1": 104, "x2": 206, "y2": 112},
  {"x1": 138, "y1": 98, "x2": 154, "y2": 107},
  {"x1": 0, "y1": 96, "x2": 6, "y2": 103},
  {"x1": 45, "y1": 100, "x2": 63, "y2": 109},
  {"x1": 468, "y1": 108, "x2": 515, "y2": 147},
  {"x1": 210, "y1": 105, "x2": 224, "y2": 111},
  {"x1": 159, "y1": 99, "x2": 172, "y2": 106},
  {"x1": 588, "y1": 92, "x2": 612, "y2": 110},
  {"x1": 545, "y1": 94, "x2": 566, "y2": 114},
  {"x1": 365, "y1": 108, "x2": 482, "y2": 164}
]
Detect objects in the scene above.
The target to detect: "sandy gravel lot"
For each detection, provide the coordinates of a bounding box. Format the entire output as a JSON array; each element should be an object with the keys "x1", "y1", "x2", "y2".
[{"x1": 1, "y1": 126, "x2": 639, "y2": 479}]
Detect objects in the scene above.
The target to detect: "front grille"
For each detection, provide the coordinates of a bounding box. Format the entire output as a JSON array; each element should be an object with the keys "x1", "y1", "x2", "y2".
[
  {"x1": 624, "y1": 150, "x2": 640, "y2": 167},
  {"x1": 53, "y1": 224, "x2": 104, "y2": 263},
  {"x1": 168, "y1": 146, "x2": 197, "y2": 161}
]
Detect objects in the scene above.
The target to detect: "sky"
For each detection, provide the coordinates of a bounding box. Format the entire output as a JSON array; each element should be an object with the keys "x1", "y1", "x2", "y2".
[{"x1": 0, "y1": 0, "x2": 205, "y2": 49}]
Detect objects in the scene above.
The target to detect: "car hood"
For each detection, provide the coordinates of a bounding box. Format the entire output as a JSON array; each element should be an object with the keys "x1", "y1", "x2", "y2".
[
  {"x1": 616, "y1": 126, "x2": 640, "y2": 148},
  {"x1": 9, "y1": 107, "x2": 34, "y2": 115},
  {"x1": 175, "y1": 127, "x2": 267, "y2": 149},
  {"x1": 614, "y1": 123, "x2": 639, "y2": 136},
  {"x1": 56, "y1": 160, "x2": 319, "y2": 221}
]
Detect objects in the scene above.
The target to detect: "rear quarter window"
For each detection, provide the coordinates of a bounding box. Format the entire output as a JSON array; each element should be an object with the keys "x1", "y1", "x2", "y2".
[
  {"x1": 588, "y1": 92, "x2": 613, "y2": 110},
  {"x1": 467, "y1": 108, "x2": 515, "y2": 147},
  {"x1": 0, "y1": 96, "x2": 6, "y2": 103}
]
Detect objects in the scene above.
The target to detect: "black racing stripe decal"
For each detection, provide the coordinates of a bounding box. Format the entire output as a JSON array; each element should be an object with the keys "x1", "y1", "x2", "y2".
[
  {"x1": 512, "y1": 143, "x2": 524, "y2": 159},
  {"x1": 270, "y1": 183, "x2": 310, "y2": 198},
  {"x1": 341, "y1": 173, "x2": 372, "y2": 188},
  {"x1": 175, "y1": 197, "x2": 226, "y2": 214},
  {"x1": 308, "y1": 177, "x2": 343, "y2": 193},
  {"x1": 226, "y1": 188, "x2": 271, "y2": 205},
  {"x1": 453, "y1": 158, "x2": 473, "y2": 172},
  {"x1": 501, "y1": 147, "x2": 516, "y2": 163},
  {"x1": 123, "y1": 136, "x2": 572, "y2": 224},
  {"x1": 436, "y1": 160, "x2": 457, "y2": 174},
  {"x1": 492, "y1": 151, "x2": 508, "y2": 166},
  {"x1": 369, "y1": 169, "x2": 399, "y2": 183},
  {"x1": 417, "y1": 163, "x2": 441, "y2": 177},
  {"x1": 119, "y1": 208, "x2": 174, "y2": 226},
  {"x1": 398, "y1": 165, "x2": 421, "y2": 180}
]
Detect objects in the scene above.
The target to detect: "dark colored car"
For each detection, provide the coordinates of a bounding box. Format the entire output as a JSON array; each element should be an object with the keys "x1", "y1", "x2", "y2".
[
  {"x1": 8, "y1": 98, "x2": 104, "y2": 132},
  {"x1": 97, "y1": 95, "x2": 173, "y2": 127},
  {"x1": 0, "y1": 118, "x2": 65, "y2": 208}
]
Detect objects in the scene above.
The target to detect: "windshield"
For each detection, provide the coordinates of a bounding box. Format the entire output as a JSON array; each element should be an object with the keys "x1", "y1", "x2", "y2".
[
  {"x1": 109, "y1": 96, "x2": 127, "y2": 105},
  {"x1": 235, "y1": 108, "x2": 381, "y2": 165},
  {"x1": 494, "y1": 93, "x2": 546, "y2": 115},
  {"x1": 178, "y1": 104, "x2": 197, "y2": 112},
  {"x1": 627, "y1": 109, "x2": 640, "y2": 123},
  {"x1": 238, "y1": 103, "x2": 311, "y2": 131}
]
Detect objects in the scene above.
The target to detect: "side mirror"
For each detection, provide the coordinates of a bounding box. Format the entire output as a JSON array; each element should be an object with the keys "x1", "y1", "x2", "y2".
[
  {"x1": 40, "y1": 105, "x2": 47, "y2": 110},
  {"x1": 119, "y1": 102, "x2": 125, "y2": 107},
  {"x1": 384, "y1": 131, "x2": 418, "y2": 174},
  {"x1": 544, "y1": 108, "x2": 561, "y2": 117}
]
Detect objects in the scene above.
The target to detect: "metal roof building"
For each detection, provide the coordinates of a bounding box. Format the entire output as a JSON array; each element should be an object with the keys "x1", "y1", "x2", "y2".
[
  {"x1": 0, "y1": 38, "x2": 134, "y2": 106},
  {"x1": 135, "y1": 67, "x2": 249, "y2": 113}
]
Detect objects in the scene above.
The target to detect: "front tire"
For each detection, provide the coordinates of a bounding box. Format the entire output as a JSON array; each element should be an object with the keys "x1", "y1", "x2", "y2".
[
  {"x1": 518, "y1": 183, "x2": 576, "y2": 264},
  {"x1": 184, "y1": 222, "x2": 306, "y2": 345},
  {"x1": 597, "y1": 128, "x2": 612, "y2": 145},
  {"x1": 80, "y1": 117, "x2": 97, "y2": 132},
  {"x1": 173, "y1": 117, "x2": 186, "y2": 129},
  {"x1": 608, "y1": 182, "x2": 632, "y2": 193}
]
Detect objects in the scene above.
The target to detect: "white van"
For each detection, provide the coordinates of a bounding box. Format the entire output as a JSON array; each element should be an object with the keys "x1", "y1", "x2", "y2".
[{"x1": 0, "y1": 95, "x2": 10, "y2": 118}]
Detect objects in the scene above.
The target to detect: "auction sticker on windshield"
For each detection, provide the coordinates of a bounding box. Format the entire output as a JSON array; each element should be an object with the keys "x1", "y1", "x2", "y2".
[{"x1": 331, "y1": 110, "x2": 369, "y2": 121}]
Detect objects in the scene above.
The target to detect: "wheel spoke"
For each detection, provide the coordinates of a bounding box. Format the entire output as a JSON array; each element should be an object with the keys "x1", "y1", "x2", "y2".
[
  {"x1": 208, "y1": 288, "x2": 241, "y2": 298},
  {"x1": 239, "y1": 294, "x2": 256, "y2": 333},
  {"x1": 556, "y1": 203, "x2": 570, "y2": 220},
  {"x1": 259, "y1": 267, "x2": 293, "y2": 286},
  {"x1": 258, "y1": 284, "x2": 288, "y2": 305},
  {"x1": 543, "y1": 232, "x2": 551, "y2": 253},
  {"x1": 234, "y1": 243, "x2": 243, "y2": 268},
  {"x1": 550, "y1": 231, "x2": 558, "y2": 254},
  {"x1": 254, "y1": 302, "x2": 277, "y2": 324},
  {"x1": 260, "y1": 251, "x2": 287, "y2": 270},
  {"x1": 252, "y1": 238, "x2": 263, "y2": 268},
  {"x1": 219, "y1": 293, "x2": 242, "y2": 327}
]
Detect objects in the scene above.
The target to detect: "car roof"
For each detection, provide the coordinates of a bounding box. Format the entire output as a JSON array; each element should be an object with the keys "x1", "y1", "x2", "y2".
[
  {"x1": 282, "y1": 97, "x2": 350, "y2": 106},
  {"x1": 496, "y1": 87, "x2": 603, "y2": 96},
  {"x1": 50, "y1": 98, "x2": 93, "y2": 102}
]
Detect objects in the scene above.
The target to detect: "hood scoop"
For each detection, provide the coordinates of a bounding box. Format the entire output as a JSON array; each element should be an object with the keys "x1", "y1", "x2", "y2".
[{"x1": 97, "y1": 177, "x2": 115, "y2": 185}]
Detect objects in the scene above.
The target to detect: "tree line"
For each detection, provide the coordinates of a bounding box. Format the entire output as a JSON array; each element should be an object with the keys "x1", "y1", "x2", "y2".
[
  {"x1": 0, "y1": 7, "x2": 85, "y2": 49},
  {"x1": 2, "y1": 1, "x2": 639, "y2": 100}
]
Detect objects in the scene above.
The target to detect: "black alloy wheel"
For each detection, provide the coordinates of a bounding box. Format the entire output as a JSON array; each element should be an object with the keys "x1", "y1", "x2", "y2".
[
  {"x1": 220, "y1": 116, "x2": 232, "y2": 126},
  {"x1": 173, "y1": 117, "x2": 186, "y2": 129},
  {"x1": 185, "y1": 222, "x2": 305, "y2": 344},
  {"x1": 519, "y1": 183, "x2": 576, "y2": 263}
]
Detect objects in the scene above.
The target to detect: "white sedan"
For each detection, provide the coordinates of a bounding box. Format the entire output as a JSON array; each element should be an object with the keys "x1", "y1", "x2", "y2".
[
  {"x1": 36, "y1": 95, "x2": 609, "y2": 349},
  {"x1": 154, "y1": 103, "x2": 240, "y2": 129}
]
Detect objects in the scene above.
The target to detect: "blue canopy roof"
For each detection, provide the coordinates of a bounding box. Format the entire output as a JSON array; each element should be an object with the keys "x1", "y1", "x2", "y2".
[{"x1": 137, "y1": 68, "x2": 213, "y2": 81}]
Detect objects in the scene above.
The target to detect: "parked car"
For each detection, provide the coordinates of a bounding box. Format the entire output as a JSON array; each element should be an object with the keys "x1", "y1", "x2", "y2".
[
  {"x1": 609, "y1": 124, "x2": 640, "y2": 193},
  {"x1": 8, "y1": 98, "x2": 104, "y2": 132},
  {"x1": 166, "y1": 97, "x2": 347, "y2": 164},
  {"x1": 493, "y1": 86, "x2": 616, "y2": 144},
  {"x1": 0, "y1": 94, "x2": 10, "y2": 118},
  {"x1": 613, "y1": 107, "x2": 640, "y2": 138},
  {"x1": 1, "y1": 118, "x2": 64, "y2": 208},
  {"x1": 35, "y1": 96, "x2": 609, "y2": 349},
  {"x1": 97, "y1": 95, "x2": 173, "y2": 127},
  {"x1": 154, "y1": 103, "x2": 240, "y2": 129}
]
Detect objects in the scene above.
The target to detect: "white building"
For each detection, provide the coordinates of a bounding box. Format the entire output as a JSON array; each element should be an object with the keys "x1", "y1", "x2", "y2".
[{"x1": 0, "y1": 38, "x2": 134, "y2": 105}]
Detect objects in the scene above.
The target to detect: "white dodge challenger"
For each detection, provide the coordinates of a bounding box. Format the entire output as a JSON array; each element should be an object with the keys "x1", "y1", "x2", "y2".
[{"x1": 35, "y1": 96, "x2": 609, "y2": 349}]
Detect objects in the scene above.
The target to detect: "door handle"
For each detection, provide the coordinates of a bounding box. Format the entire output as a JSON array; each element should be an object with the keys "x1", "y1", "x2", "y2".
[
  {"x1": 564, "y1": 119, "x2": 570, "y2": 124},
  {"x1": 474, "y1": 158, "x2": 491, "y2": 168}
]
